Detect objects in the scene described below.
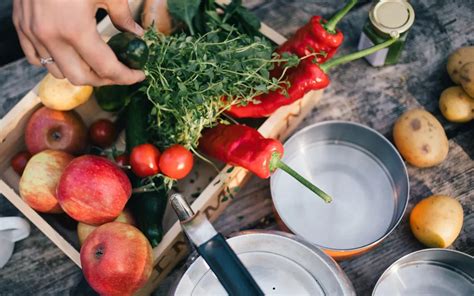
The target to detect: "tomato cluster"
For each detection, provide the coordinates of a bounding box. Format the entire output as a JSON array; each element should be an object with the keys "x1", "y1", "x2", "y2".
[{"x1": 130, "y1": 143, "x2": 193, "y2": 180}]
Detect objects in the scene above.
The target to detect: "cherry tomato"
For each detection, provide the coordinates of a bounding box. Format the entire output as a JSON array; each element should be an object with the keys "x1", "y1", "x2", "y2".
[
  {"x1": 11, "y1": 151, "x2": 32, "y2": 175},
  {"x1": 115, "y1": 154, "x2": 130, "y2": 168},
  {"x1": 89, "y1": 119, "x2": 117, "y2": 148},
  {"x1": 159, "y1": 145, "x2": 193, "y2": 179},
  {"x1": 130, "y1": 144, "x2": 161, "y2": 177}
]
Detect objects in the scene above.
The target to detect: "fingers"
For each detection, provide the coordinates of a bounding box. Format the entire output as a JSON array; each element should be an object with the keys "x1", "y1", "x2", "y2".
[
  {"x1": 72, "y1": 29, "x2": 145, "y2": 85},
  {"x1": 13, "y1": 0, "x2": 145, "y2": 86},
  {"x1": 105, "y1": 0, "x2": 144, "y2": 36},
  {"x1": 45, "y1": 41, "x2": 113, "y2": 86},
  {"x1": 13, "y1": 0, "x2": 63, "y2": 79},
  {"x1": 31, "y1": 36, "x2": 65, "y2": 79},
  {"x1": 12, "y1": 0, "x2": 40, "y2": 66}
]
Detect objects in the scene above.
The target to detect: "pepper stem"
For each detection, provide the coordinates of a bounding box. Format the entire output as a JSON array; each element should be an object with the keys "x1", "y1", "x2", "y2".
[
  {"x1": 320, "y1": 36, "x2": 399, "y2": 72},
  {"x1": 270, "y1": 152, "x2": 332, "y2": 203},
  {"x1": 324, "y1": 0, "x2": 358, "y2": 34}
]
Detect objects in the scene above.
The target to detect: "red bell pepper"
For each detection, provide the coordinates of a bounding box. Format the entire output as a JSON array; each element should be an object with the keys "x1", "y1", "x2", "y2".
[
  {"x1": 199, "y1": 124, "x2": 332, "y2": 203},
  {"x1": 277, "y1": 0, "x2": 357, "y2": 63},
  {"x1": 227, "y1": 37, "x2": 399, "y2": 118}
]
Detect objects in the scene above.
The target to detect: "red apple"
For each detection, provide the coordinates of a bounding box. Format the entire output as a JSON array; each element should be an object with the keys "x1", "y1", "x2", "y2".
[
  {"x1": 19, "y1": 150, "x2": 74, "y2": 213},
  {"x1": 57, "y1": 155, "x2": 132, "y2": 225},
  {"x1": 77, "y1": 208, "x2": 135, "y2": 245},
  {"x1": 10, "y1": 151, "x2": 32, "y2": 175},
  {"x1": 80, "y1": 222, "x2": 153, "y2": 296},
  {"x1": 25, "y1": 106, "x2": 87, "y2": 155}
]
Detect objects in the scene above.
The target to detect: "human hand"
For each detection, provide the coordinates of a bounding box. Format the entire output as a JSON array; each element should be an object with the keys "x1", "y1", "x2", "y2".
[{"x1": 12, "y1": 0, "x2": 146, "y2": 86}]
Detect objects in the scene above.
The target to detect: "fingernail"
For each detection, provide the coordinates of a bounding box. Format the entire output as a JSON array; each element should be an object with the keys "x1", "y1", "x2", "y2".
[{"x1": 135, "y1": 23, "x2": 144, "y2": 36}]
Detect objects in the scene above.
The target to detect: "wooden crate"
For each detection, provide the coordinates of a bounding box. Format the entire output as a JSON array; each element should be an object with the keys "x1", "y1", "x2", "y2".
[{"x1": 0, "y1": 0, "x2": 323, "y2": 294}]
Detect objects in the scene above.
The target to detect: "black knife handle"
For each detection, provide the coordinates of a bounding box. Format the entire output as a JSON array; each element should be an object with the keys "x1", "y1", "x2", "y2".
[{"x1": 197, "y1": 233, "x2": 264, "y2": 296}]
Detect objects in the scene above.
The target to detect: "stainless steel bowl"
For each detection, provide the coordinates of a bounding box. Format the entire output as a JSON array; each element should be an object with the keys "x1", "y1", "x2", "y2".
[
  {"x1": 270, "y1": 121, "x2": 409, "y2": 259},
  {"x1": 373, "y1": 249, "x2": 474, "y2": 295},
  {"x1": 174, "y1": 231, "x2": 355, "y2": 295}
]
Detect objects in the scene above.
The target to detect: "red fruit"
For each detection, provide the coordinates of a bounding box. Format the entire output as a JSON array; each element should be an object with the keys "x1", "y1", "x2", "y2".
[
  {"x1": 25, "y1": 106, "x2": 87, "y2": 155},
  {"x1": 19, "y1": 150, "x2": 73, "y2": 213},
  {"x1": 130, "y1": 144, "x2": 161, "y2": 177},
  {"x1": 10, "y1": 151, "x2": 32, "y2": 175},
  {"x1": 57, "y1": 155, "x2": 132, "y2": 225},
  {"x1": 89, "y1": 119, "x2": 117, "y2": 148},
  {"x1": 115, "y1": 154, "x2": 130, "y2": 167},
  {"x1": 80, "y1": 222, "x2": 153, "y2": 296},
  {"x1": 159, "y1": 145, "x2": 193, "y2": 179}
]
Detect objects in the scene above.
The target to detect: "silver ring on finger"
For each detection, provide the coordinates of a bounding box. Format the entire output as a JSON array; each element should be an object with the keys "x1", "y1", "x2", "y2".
[{"x1": 40, "y1": 57, "x2": 54, "y2": 66}]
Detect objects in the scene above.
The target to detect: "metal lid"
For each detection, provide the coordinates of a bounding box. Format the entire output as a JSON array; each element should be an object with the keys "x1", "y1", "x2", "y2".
[
  {"x1": 174, "y1": 231, "x2": 355, "y2": 295},
  {"x1": 369, "y1": 0, "x2": 415, "y2": 37},
  {"x1": 373, "y1": 249, "x2": 474, "y2": 295}
]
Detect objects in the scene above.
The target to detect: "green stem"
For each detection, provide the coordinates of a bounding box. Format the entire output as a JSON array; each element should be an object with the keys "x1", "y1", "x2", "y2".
[
  {"x1": 270, "y1": 153, "x2": 332, "y2": 203},
  {"x1": 324, "y1": 0, "x2": 358, "y2": 34},
  {"x1": 321, "y1": 37, "x2": 399, "y2": 72}
]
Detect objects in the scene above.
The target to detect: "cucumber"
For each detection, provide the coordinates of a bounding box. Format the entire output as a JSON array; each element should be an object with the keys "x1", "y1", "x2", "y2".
[
  {"x1": 125, "y1": 95, "x2": 168, "y2": 247},
  {"x1": 94, "y1": 84, "x2": 130, "y2": 112},
  {"x1": 108, "y1": 32, "x2": 149, "y2": 69}
]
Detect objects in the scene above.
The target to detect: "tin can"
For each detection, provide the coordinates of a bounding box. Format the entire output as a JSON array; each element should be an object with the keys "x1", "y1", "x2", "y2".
[
  {"x1": 373, "y1": 249, "x2": 474, "y2": 295},
  {"x1": 270, "y1": 121, "x2": 409, "y2": 260},
  {"x1": 174, "y1": 231, "x2": 355, "y2": 295},
  {"x1": 358, "y1": 0, "x2": 415, "y2": 66}
]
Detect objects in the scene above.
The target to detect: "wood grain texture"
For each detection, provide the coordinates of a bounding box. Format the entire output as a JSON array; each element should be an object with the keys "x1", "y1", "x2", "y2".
[{"x1": 0, "y1": 0, "x2": 473, "y2": 295}]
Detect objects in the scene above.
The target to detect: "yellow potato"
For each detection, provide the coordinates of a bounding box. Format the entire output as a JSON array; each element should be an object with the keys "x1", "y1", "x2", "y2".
[
  {"x1": 38, "y1": 73, "x2": 93, "y2": 111},
  {"x1": 439, "y1": 86, "x2": 474, "y2": 122},
  {"x1": 460, "y1": 62, "x2": 474, "y2": 98},
  {"x1": 393, "y1": 109, "x2": 448, "y2": 168},
  {"x1": 447, "y1": 46, "x2": 474, "y2": 84},
  {"x1": 410, "y1": 195, "x2": 463, "y2": 248}
]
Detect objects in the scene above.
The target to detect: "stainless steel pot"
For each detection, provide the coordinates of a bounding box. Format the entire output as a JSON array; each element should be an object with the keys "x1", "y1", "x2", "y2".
[
  {"x1": 373, "y1": 248, "x2": 474, "y2": 295},
  {"x1": 174, "y1": 231, "x2": 355, "y2": 295},
  {"x1": 271, "y1": 121, "x2": 409, "y2": 260}
]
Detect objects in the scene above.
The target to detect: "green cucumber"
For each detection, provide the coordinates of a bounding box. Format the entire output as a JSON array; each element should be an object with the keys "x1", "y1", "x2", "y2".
[
  {"x1": 108, "y1": 32, "x2": 149, "y2": 69},
  {"x1": 125, "y1": 95, "x2": 168, "y2": 247},
  {"x1": 94, "y1": 84, "x2": 130, "y2": 112}
]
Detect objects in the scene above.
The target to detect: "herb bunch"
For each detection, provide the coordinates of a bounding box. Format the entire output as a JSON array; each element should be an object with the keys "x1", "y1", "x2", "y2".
[{"x1": 142, "y1": 28, "x2": 298, "y2": 150}]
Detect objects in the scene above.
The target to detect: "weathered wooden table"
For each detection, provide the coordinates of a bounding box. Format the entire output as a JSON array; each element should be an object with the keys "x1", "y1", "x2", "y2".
[{"x1": 1, "y1": 0, "x2": 473, "y2": 295}]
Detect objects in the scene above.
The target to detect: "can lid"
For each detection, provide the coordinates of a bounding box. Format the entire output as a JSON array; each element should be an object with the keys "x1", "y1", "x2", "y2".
[{"x1": 369, "y1": 0, "x2": 415, "y2": 37}]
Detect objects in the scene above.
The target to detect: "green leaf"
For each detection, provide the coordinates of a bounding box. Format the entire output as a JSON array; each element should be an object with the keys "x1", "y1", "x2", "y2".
[
  {"x1": 167, "y1": 0, "x2": 201, "y2": 35},
  {"x1": 235, "y1": 6, "x2": 260, "y2": 31}
]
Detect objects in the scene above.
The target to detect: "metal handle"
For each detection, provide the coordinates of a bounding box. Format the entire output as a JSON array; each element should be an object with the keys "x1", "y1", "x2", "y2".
[
  {"x1": 169, "y1": 194, "x2": 264, "y2": 295},
  {"x1": 169, "y1": 193, "x2": 195, "y2": 221}
]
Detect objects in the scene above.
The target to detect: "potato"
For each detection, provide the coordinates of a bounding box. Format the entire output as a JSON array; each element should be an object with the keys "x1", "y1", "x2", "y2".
[
  {"x1": 460, "y1": 62, "x2": 474, "y2": 98},
  {"x1": 439, "y1": 86, "x2": 474, "y2": 122},
  {"x1": 393, "y1": 109, "x2": 448, "y2": 168},
  {"x1": 38, "y1": 73, "x2": 93, "y2": 111},
  {"x1": 447, "y1": 46, "x2": 474, "y2": 84},
  {"x1": 410, "y1": 195, "x2": 463, "y2": 248}
]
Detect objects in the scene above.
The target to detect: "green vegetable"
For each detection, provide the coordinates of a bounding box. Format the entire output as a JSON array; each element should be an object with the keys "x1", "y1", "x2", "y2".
[
  {"x1": 142, "y1": 27, "x2": 298, "y2": 149},
  {"x1": 168, "y1": 0, "x2": 261, "y2": 36},
  {"x1": 108, "y1": 32, "x2": 149, "y2": 69},
  {"x1": 94, "y1": 85, "x2": 131, "y2": 112},
  {"x1": 125, "y1": 95, "x2": 168, "y2": 247},
  {"x1": 220, "y1": 0, "x2": 261, "y2": 36},
  {"x1": 167, "y1": 0, "x2": 201, "y2": 35}
]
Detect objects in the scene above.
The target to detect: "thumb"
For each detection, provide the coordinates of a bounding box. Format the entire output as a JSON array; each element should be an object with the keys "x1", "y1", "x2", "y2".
[{"x1": 106, "y1": 0, "x2": 144, "y2": 36}]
